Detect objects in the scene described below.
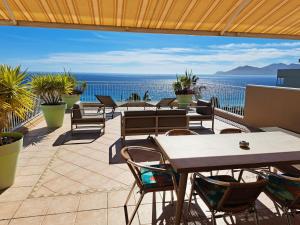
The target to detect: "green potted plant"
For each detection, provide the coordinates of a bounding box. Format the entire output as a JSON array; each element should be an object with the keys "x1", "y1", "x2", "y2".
[
  {"x1": 0, "y1": 65, "x2": 34, "y2": 189},
  {"x1": 61, "y1": 73, "x2": 87, "y2": 109},
  {"x1": 173, "y1": 70, "x2": 199, "y2": 108},
  {"x1": 31, "y1": 74, "x2": 73, "y2": 128}
]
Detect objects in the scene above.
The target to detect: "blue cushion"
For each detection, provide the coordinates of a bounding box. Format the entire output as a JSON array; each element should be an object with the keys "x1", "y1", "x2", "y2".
[
  {"x1": 140, "y1": 164, "x2": 178, "y2": 189},
  {"x1": 194, "y1": 175, "x2": 237, "y2": 207},
  {"x1": 266, "y1": 174, "x2": 300, "y2": 204}
]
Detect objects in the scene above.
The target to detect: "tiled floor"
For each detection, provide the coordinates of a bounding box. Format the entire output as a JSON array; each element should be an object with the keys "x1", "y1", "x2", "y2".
[{"x1": 0, "y1": 110, "x2": 299, "y2": 225}]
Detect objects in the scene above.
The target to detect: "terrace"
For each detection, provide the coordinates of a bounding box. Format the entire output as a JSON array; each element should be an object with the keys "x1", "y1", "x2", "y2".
[
  {"x1": 0, "y1": 106, "x2": 298, "y2": 225},
  {"x1": 1, "y1": 81, "x2": 300, "y2": 225},
  {"x1": 1, "y1": 1, "x2": 300, "y2": 225}
]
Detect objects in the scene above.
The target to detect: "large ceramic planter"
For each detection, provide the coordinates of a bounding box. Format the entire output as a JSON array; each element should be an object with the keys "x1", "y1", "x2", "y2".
[
  {"x1": 0, "y1": 132, "x2": 23, "y2": 190},
  {"x1": 61, "y1": 94, "x2": 80, "y2": 109},
  {"x1": 176, "y1": 94, "x2": 193, "y2": 108},
  {"x1": 41, "y1": 103, "x2": 66, "y2": 128}
]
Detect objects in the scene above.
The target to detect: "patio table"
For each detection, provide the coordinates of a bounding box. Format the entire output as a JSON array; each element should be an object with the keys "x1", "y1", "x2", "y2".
[{"x1": 154, "y1": 131, "x2": 300, "y2": 225}]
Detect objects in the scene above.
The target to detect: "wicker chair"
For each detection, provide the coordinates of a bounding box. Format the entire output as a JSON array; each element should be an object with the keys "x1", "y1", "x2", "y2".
[
  {"x1": 121, "y1": 146, "x2": 178, "y2": 225},
  {"x1": 259, "y1": 170, "x2": 300, "y2": 225},
  {"x1": 165, "y1": 129, "x2": 198, "y2": 136},
  {"x1": 95, "y1": 95, "x2": 118, "y2": 118},
  {"x1": 188, "y1": 171, "x2": 267, "y2": 225}
]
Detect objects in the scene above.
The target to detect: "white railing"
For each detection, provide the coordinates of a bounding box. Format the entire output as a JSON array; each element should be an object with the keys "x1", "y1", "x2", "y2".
[
  {"x1": 80, "y1": 81, "x2": 246, "y2": 116},
  {"x1": 4, "y1": 97, "x2": 41, "y2": 132}
]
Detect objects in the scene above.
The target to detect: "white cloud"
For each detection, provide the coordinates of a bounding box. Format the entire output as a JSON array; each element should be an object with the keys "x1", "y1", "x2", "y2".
[{"x1": 20, "y1": 44, "x2": 300, "y2": 74}]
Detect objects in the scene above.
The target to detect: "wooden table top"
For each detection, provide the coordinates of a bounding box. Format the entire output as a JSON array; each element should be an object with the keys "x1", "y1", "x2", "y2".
[{"x1": 155, "y1": 131, "x2": 300, "y2": 173}]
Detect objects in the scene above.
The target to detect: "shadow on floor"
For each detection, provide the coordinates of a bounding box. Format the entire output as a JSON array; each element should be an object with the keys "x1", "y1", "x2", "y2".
[
  {"x1": 109, "y1": 137, "x2": 160, "y2": 164},
  {"x1": 23, "y1": 127, "x2": 58, "y2": 148},
  {"x1": 52, "y1": 130, "x2": 103, "y2": 146}
]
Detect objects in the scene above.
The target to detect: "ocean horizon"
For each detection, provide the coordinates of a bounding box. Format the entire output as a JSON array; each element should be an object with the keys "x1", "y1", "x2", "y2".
[{"x1": 56, "y1": 73, "x2": 278, "y2": 104}]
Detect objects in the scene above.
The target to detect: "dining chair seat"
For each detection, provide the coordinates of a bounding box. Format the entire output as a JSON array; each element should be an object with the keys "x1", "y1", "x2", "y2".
[
  {"x1": 194, "y1": 175, "x2": 237, "y2": 208},
  {"x1": 264, "y1": 173, "x2": 300, "y2": 208},
  {"x1": 141, "y1": 164, "x2": 179, "y2": 189}
]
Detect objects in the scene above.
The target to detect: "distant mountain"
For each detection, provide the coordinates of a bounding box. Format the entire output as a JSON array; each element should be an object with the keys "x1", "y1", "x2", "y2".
[{"x1": 215, "y1": 63, "x2": 300, "y2": 75}]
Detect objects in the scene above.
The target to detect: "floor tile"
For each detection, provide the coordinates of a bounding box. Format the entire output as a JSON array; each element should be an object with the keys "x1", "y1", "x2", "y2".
[
  {"x1": 42, "y1": 213, "x2": 76, "y2": 225},
  {"x1": 75, "y1": 209, "x2": 107, "y2": 225},
  {"x1": 15, "y1": 197, "x2": 50, "y2": 218},
  {"x1": 108, "y1": 190, "x2": 136, "y2": 208},
  {"x1": 9, "y1": 216, "x2": 44, "y2": 225},
  {"x1": 47, "y1": 195, "x2": 80, "y2": 214},
  {"x1": 0, "y1": 201, "x2": 22, "y2": 220},
  {"x1": 0, "y1": 187, "x2": 32, "y2": 202},
  {"x1": 78, "y1": 192, "x2": 107, "y2": 211}
]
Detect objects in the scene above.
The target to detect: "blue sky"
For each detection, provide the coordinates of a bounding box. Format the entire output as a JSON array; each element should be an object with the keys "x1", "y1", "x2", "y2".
[{"x1": 0, "y1": 26, "x2": 300, "y2": 74}]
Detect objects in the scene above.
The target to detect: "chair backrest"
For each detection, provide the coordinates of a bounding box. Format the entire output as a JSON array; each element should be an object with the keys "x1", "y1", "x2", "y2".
[
  {"x1": 267, "y1": 173, "x2": 300, "y2": 208},
  {"x1": 218, "y1": 180, "x2": 266, "y2": 212},
  {"x1": 157, "y1": 110, "x2": 188, "y2": 132},
  {"x1": 165, "y1": 129, "x2": 198, "y2": 136},
  {"x1": 220, "y1": 128, "x2": 242, "y2": 134},
  {"x1": 95, "y1": 95, "x2": 118, "y2": 108},
  {"x1": 196, "y1": 100, "x2": 213, "y2": 115},
  {"x1": 72, "y1": 101, "x2": 82, "y2": 119},
  {"x1": 120, "y1": 147, "x2": 144, "y2": 189},
  {"x1": 156, "y1": 98, "x2": 175, "y2": 108}
]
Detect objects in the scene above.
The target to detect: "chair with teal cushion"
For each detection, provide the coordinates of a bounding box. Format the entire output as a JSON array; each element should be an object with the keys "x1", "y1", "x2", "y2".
[
  {"x1": 188, "y1": 171, "x2": 266, "y2": 225},
  {"x1": 121, "y1": 146, "x2": 178, "y2": 225},
  {"x1": 262, "y1": 171, "x2": 300, "y2": 225}
]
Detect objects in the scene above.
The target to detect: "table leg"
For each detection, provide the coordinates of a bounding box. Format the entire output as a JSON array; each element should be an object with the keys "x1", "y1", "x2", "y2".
[{"x1": 174, "y1": 173, "x2": 188, "y2": 225}]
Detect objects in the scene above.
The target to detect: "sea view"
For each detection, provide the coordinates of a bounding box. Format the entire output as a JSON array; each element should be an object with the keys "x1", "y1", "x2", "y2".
[{"x1": 73, "y1": 73, "x2": 277, "y2": 105}]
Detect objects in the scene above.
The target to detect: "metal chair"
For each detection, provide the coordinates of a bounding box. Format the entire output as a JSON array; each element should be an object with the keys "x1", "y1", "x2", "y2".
[
  {"x1": 95, "y1": 95, "x2": 118, "y2": 118},
  {"x1": 121, "y1": 146, "x2": 178, "y2": 225},
  {"x1": 259, "y1": 170, "x2": 300, "y2": 225},
  {"x1": 155, "y1": 98, "x2": 176, "y2": 109},
  {"x1": 165, "y1": 129, "x2": 198, "y2": 136},
  {"x1": 188, "y1": 171, "x2": 267, "y2": 225}
]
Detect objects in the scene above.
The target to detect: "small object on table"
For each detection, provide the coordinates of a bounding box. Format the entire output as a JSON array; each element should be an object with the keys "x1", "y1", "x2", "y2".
[{"x1": 239, "y1": 140, "x2": 250, "y2": 149}]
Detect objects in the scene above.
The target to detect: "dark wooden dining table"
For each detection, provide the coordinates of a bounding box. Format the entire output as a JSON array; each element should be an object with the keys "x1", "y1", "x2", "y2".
[{"x1": 155, "y1": 131, "x2": 300, "y2": 225}]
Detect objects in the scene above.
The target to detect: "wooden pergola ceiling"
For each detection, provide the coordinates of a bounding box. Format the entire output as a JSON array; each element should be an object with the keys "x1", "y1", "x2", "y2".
[{"x1": 0, "y1": 0, "x2": 300, "y2": 40}]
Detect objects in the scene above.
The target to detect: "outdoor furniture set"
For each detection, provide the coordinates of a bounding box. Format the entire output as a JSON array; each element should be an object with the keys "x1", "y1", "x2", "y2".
[{"x1": 122, "y1": 129, "x2": 300, "y2": 225}]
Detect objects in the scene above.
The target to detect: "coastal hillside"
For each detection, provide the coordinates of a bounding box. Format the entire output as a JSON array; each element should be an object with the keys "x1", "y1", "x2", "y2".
[{"x1": 215, "y1": 63, "x2": 300, "y2": 75}]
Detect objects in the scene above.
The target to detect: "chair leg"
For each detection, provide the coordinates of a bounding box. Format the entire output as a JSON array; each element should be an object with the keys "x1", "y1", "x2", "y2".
[
  {"x1": 187, "y1": 174, "x2": 196, "y2": 212},
  {"x1": 126, "y1": 192, "x2": 144, "y2": 225},
  {"x1": 125, "y1": 181, "x2": 136, "y2": 206},
  {"x1": 284, "y1": 208, "x2": 292, "y2": 225},
  {"x1": 253, "y1": 207, "x2": 260, "y2": 225},
  {"x1": 211, "y1": 211, "x2": 216, "y2": 225},
  {"x1": 124, "y1": 182, "x2": 136, "y2": 224}
]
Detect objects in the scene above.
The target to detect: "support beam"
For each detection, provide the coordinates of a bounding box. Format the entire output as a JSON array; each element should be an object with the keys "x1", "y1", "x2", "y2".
[
  {"x1": 193, "y1": 0, "x2": 221, "y2": 30},
  {"x1": 228, "y1": 0, "x2": 265, "y2": 32},
  {"x1": 156, "y1": 0, "x2": 173, "y2": 29},
  {"x1": 66, "y1": 0, "x2": 79, "y2": 24},
  {"x1": 244, "y1": 0, "x2": 288, "y2": 33},
  {"x1": 3, "y1": 20, "x2": 299, "y2": 40},
  {"x1": 91, "y1": 0, "x2": 101, "y2": 25},
  {"x1": 40, "y1": 0, "x2": 56, "y2": 23},
  {"x1": 2, "y1": 0, "x2": 17, "y2": 24},
  {"x1": 136, "y1": 0, "x2": 149, "y2": 27},
  {"x1": 175, "y1": 0, "x2": 198, "y2": 29},
  {"x1": 262, "y1": 6, "x2": 300, "y2": 34},
  {"x1": 116, "y1": 0, "x2": 124, "y2": 26},
  {"x1": 220, "y1": 0, "x2": 251, "y2": 35},
  {"x1": 14, "y1": 0, "x2": 33, "y2": 21}
]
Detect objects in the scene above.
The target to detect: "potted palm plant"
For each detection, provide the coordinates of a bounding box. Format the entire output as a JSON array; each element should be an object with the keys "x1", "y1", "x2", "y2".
[
  {"x1": 0, "y1": 65, "x2": 34, "y2": 189},
  {"x1": 173, "y1": 70, "x2": 199, "y2": 108},
  {"x1": 31, "y1": 74, "x2": 73, "y2": 128},
  {"x1": 61, "y1": 73, "x2": 87, "y2": 109}
]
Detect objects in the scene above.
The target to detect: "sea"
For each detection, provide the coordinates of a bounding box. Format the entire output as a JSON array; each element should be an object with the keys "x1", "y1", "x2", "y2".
[{"x1": 72, "y1": 73, "x2": 277, "y2": 103}]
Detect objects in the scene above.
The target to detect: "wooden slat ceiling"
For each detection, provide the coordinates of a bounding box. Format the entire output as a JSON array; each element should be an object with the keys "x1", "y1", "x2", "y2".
[{"x1": 0, "y1": 0, "x2": 300, "y2": 40}]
